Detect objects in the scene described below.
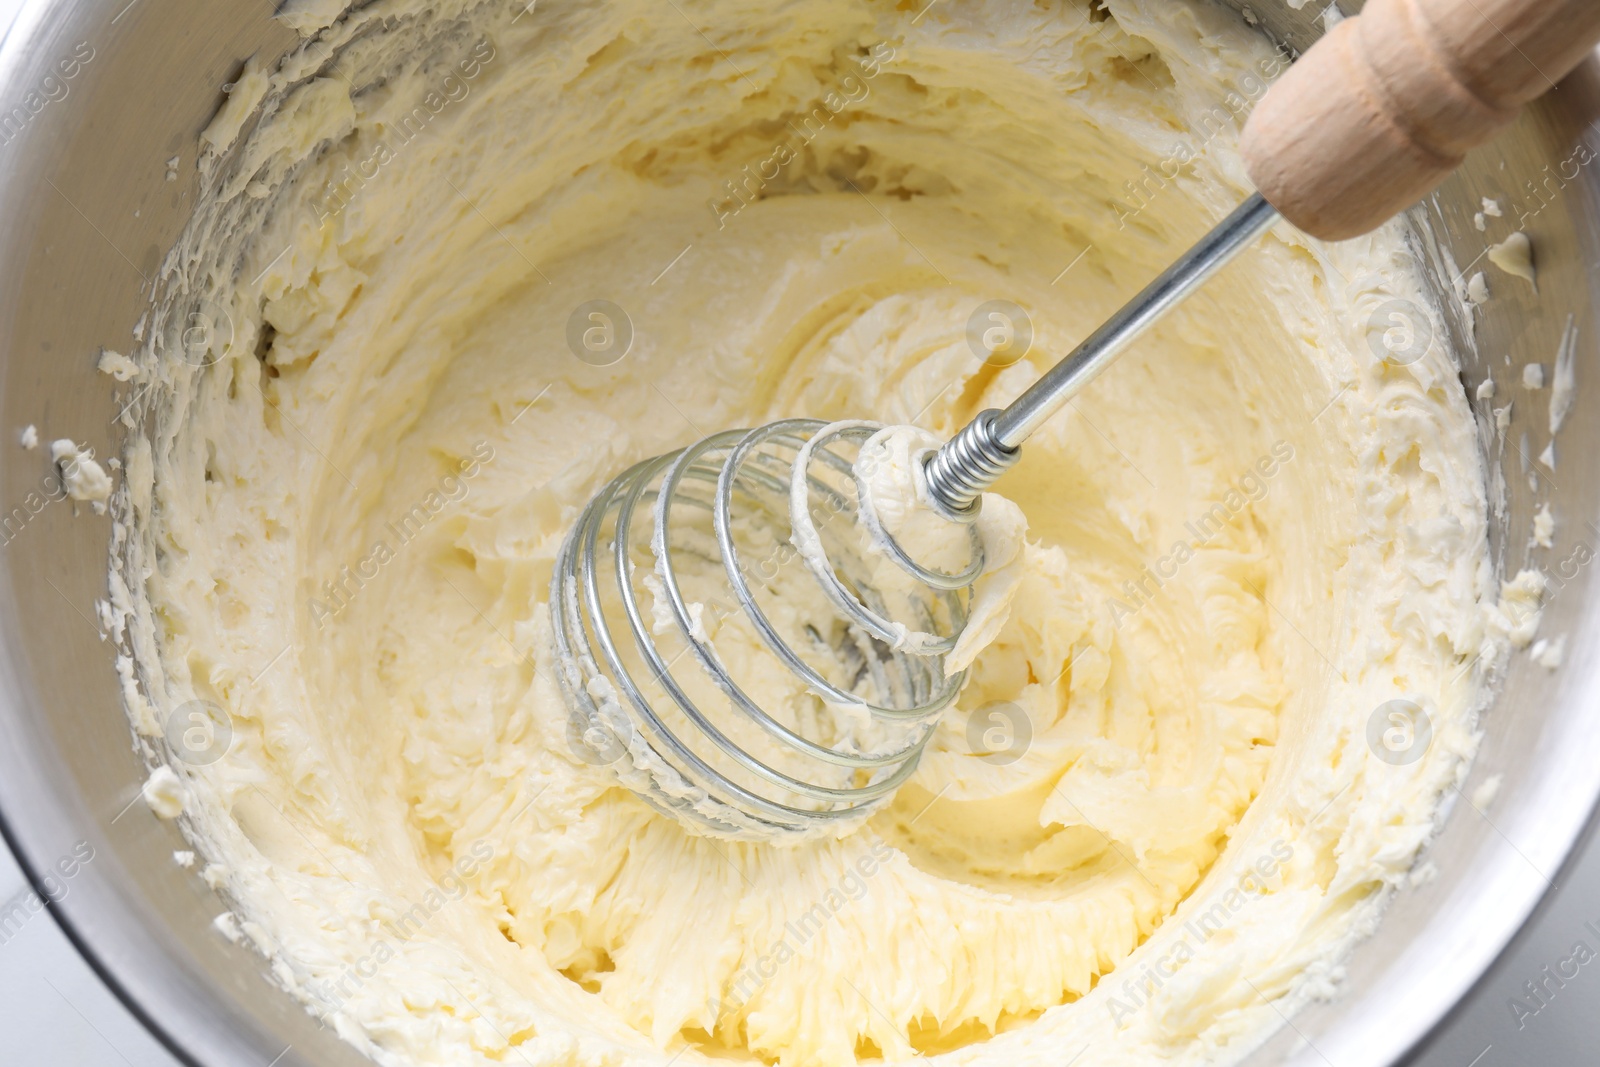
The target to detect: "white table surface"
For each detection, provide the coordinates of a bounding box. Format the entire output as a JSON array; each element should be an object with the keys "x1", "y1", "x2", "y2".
[{"x1": 1, "y1": 0, "x2": 1597, "y2": 1063}]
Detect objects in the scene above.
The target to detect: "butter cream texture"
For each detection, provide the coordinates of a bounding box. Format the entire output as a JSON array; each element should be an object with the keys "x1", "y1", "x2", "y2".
[{"x1": 106, "y1": 1, "x2": 1505, "y2": 1065}]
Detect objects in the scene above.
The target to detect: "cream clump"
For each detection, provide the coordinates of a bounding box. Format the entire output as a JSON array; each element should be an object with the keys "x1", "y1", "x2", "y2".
[{"x1": 50, "y1": 438, "x2": 112, "y2": 510}]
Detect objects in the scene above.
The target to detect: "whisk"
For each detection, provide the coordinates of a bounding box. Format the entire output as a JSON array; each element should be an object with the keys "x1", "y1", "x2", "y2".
[{"x1": 550, "y1": 0, "x2": 1600, "y2": 841}]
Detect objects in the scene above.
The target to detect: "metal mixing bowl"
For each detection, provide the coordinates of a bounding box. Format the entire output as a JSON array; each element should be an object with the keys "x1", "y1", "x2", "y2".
[{"x1": 0, "y1": 1, "x2": 1594, "y2": 1064}]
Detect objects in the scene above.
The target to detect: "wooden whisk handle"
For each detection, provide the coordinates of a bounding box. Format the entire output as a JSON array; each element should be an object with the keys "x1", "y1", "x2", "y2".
[{"x1": 1241, "y1": 0, "x2": 1600, "y2": 240}]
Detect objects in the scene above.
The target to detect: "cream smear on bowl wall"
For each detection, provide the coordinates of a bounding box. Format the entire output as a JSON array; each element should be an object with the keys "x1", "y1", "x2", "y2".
[{"x1": 96, "y1": 0, "x2": 1532, "y2": 1064}]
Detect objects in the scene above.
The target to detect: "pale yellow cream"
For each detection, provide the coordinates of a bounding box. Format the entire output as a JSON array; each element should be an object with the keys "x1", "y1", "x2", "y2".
[{"x1": 108, "y1": 1, "x2": 1504, "y2": 1065}]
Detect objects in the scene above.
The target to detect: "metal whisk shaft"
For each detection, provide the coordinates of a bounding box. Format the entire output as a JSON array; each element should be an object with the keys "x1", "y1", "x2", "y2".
[{"x1": 921, "y1": 194, "x2": 1281, "y2": 513}]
